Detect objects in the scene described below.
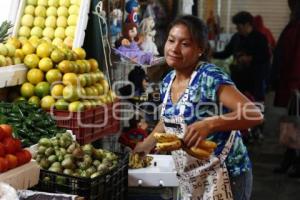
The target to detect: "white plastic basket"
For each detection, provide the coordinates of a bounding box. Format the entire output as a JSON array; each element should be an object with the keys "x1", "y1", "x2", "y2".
[{"x1": 0, "y1": 64, "x2": 27, "y2": 88}]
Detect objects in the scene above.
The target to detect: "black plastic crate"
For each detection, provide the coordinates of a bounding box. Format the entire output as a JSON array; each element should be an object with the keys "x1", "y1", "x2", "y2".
[{"x1": 35, "y1": 152, "x2": 129, "y2": 200}]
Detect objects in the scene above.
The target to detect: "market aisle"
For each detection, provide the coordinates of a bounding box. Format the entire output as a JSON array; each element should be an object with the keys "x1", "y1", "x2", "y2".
[{"x1": 249, "y1": 92, "x2": 300, "y2": 200}]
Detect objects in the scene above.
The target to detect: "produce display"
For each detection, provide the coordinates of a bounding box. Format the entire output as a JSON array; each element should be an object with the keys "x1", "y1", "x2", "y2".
[
  {"x1": 34, "y1": 132, "x2": 119, "y2": 178},
  {"x1": 0, "y1": 101, "x2": 64, "y2": 147},
  {"x1": 153, "y1": 132, "x2": 217, "y2": 159},
  {"x1": 129, "y1": 153, "x2": 153, "y2": 169},
  {"x1": 0, "y1": 124, "x2": 32, "y2": 172},
  {"x1": 0, "y1": 37, "x2": 24, "y2": 67},
  {"x1": 17, "y1": 38, "x2": 115, "y2": 111},
  {"x1": 18, "y1": 0, "x2": 83, "y2": 48}
]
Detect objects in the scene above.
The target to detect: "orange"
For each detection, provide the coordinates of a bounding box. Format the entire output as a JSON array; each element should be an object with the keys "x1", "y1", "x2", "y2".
[
  {"x1": 68, "y1": 101, "x2": 84, "y2": 112},
  {"x1": 27, "y1": 68, "x2": 44, "y2": 84},
  {"x1": 34, "y1": 81, "x2": 50, "y2": 98},
  {"x1": 51, "y1": 84, "x2": 64, "y2": 99},
  {"x1": 39, "y1": 57, "x2": 53, "y2": 72},
  {"x1": 84, "y1": 87, "x2": 92, "y2": 97},
  {"x1": 55, "y1": 99, "x2": 69, "y2": 110},
  {"x1": 14, "y1": 49, "x2": 25, "y2": 60},
  {"x1": 82, "y1": 60, "x2": 91, "y2": 72},
  {"x1": 100, "y1": 79, "x2": 109, "y2": 94},
  {"x1": 46, "y1": 69, "x2": 62, "y2": 84},
  {"x1": 78, "y1": 74, "x2": 87, "y2": 87},
  {"x1": 94, "y1": 83, "x2": 104, "y2": 95},
  {"x1": 57, "y1": 60, "x2": 73, "y2": 73},
  {"x1": 40, "y1": 95, "x2": 56, "y2": 110},
  {"x1": 24, "y1": 54, "x2": 40, "y2": 68},
  {"x1": 20, "y1": 82, "x2": 35, "y2": 98},
  {"x1": 50, "y1": 48, "x2": 65, "y2": 63},
  {"x1": 88, "y1": 58, "x2": 99, "y2": 72},
  {"x1": 82, "y1": 100, "x2": 92, "y2": 110},
  {"x1": 63, "y1": 85, "x2": 79, "y2": 102},
  {"x1": 7, "y1": 37, "x2": 21, "y2": 49},
  {"x1": 72, "y1": 47, "x2": 86, "y2": 59},
  {"x1": 62, "y1": 73, "x2": 78, "y2": 85},
  {"x1": 36, "y1": 42, "x2": 53, "y2": 58},
  {"x1": 28, "y1": 36, "x2": 40, "y2": 48},
  {"x1": 28, "y1": 96, "x2": 40, "y2": 107},
  {"x1": 21, "y1": 42, "x2": 35, "y2": 55}
]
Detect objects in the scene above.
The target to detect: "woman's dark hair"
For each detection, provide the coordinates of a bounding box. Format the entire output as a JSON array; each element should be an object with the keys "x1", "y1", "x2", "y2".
[
  {"x1": 168, "y1": 15, "x2": 208, "y2": 50},
  {"x1": 232, "y1": 11, "x2": 254, "y2": 26}
]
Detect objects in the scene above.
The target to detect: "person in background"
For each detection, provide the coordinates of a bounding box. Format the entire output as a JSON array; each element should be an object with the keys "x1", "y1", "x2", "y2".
[
  {"x1": 118, "y1": 66, "x2": 148, "y2": 97},
  {"x1": 272, "y1": 0, "x2": 300, "y2": 177},
  {"x1": 253, "y1": 15, "x2": 276, "y2": 51},
  {"x1": 253, "y1": 15, "x2": 276, "y2": 93},
  {"x1": 213, "y1": 11, "x2": 270, "y2": 102},
  {"x1": 134, "y1": 15, "x2": 263, "y2": 200}
]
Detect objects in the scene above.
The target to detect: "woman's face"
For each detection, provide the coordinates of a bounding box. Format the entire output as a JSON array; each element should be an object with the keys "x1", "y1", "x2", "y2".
[{"x1": 164, "y1": 24, "x2": 202, "y2": 70}]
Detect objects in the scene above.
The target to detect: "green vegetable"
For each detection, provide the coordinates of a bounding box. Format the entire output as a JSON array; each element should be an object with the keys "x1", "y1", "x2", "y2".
[{"x1": 0, "y1": 101, "x2": 63, "y2": 147}]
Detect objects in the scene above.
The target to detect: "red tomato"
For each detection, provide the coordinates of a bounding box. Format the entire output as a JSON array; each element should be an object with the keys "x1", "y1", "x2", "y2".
[
  {"x1": 14, "y1": 139, "x2": 22, "y2": 152},
  {"x1": 5, "y1": 154, "x2": 18, "y2": 169},
  {"x1": 16, "y1": 150, "x2": 31, "y2": 166},
  {"x1": 22, "y1": 149, "x2": 32, "y2": 164},
  {"x1": 0, "y1": 128, "x2": 4, "y2": 141},
  {"x1": 15, "y1": 151, "x2": 26, "y2": 166},
  {"x1": 3, "y1": 137, "x2": 17, "y2": 154},
  {"x1": 0, "y1": 143, "x2": 5, "y2": 157},
  {"x1": 0, "y1": 157, "x2": 8, "y2": 172},
  {"x1": 0, "y1": 124, "x2": 12, "y2": 139}
]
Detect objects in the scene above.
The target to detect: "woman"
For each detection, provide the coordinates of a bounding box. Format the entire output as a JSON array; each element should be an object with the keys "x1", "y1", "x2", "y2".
[
  {"x1": 272, "y1": 0, "x2": 300, "y2": 177},
  {"x1": 134, "y1": 15, "x2": 263, "y2": 200}
]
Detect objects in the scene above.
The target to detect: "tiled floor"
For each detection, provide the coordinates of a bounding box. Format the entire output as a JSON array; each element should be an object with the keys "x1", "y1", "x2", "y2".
[{"x1": 249, "y1": 92, "x2": 300, "y2": 200}]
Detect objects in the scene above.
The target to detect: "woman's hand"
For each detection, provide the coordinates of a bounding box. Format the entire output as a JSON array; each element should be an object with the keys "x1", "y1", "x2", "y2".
[
  {"x1": 183, "y1": 120, "x2": 212, "y2": 148},
  {"x1": 133, "y1": 141, "x2": 150, "y2": 155},
  {"x1": 134, "y1": 120, "x2": 164, "y2": 155}
]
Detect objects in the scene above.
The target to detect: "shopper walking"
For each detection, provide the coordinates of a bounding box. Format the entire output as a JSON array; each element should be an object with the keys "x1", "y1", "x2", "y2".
[
  {"x1": 134, "y1": 15, "x2": 263, "y2": 200},
  {"x1": 272, "y1": 0, "x2": 300, "y2": 177}
]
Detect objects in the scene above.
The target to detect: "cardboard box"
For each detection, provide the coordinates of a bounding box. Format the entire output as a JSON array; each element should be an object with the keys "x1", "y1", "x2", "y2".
[
  {"x1": 12, "y1": 0, "x2": 91, "y2": 48},
  {"x1": 0, "y1": 160, "x2": 40, "y2": 190},
  {"x1": 0, "y1": 64, "x2": 27, "y2": 88}
]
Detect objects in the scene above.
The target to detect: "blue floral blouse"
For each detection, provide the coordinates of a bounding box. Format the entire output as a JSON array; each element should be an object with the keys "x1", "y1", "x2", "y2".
[{"x1": 160, "y1": 62, "x2": 252, "y2": 177}]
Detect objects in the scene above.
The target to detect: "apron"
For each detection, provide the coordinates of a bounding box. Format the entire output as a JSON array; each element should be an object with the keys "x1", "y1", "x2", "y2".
[{"x1": 161, "y1": 69, "x2": 234, "y2": 200}]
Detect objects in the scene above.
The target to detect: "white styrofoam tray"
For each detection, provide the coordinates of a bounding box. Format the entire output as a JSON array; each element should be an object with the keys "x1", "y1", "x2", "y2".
[
  {"x1": 128, "y1": 154, "x2": 179, "y2": 187},
  {"x1": 0, "y1": 160, "x2": 40, "y2": 190},
  {"x1": 12, "y1": 0, "x2": 91, "y2": 48},
  {"x1": 0, "y1": 64, "x2": 27, "y2": 88}
]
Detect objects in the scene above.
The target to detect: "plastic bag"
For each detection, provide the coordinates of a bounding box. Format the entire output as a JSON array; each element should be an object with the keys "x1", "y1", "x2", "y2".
[
  {"x1": 17, "y1": 190, "x2": 80, "y2": 200},
  {"x1": 279, "y1": 90, "x2": 300, "y2": 149}
]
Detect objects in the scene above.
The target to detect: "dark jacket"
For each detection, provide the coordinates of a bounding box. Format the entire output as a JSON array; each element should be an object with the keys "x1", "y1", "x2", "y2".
[
  {"x1": 213, "y1": 30, "x2": 270, "y2": 101},
  {"x1": 272, "y1": 20, "x2": 300, "y2": 107}
]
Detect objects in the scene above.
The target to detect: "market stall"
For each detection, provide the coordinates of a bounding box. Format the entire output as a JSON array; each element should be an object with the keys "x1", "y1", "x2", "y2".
[{"x1": 0, "y1": 0, "x2": 182, "y2": 199}]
